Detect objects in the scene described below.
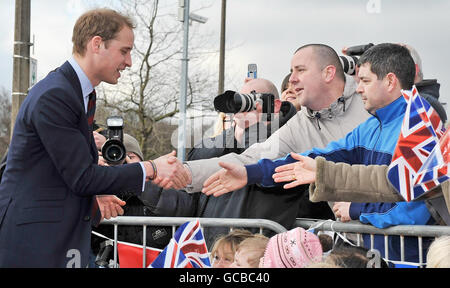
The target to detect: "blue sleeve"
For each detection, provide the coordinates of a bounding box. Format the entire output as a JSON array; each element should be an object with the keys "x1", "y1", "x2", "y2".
[
  {"x1": 245, "y1": 128, "x2": 361, "y2": 187},
  {"x1": 245, "y1": 153, "x2": 298, "y2": 187},
  {"x1": 351, "y1": 201, "x2": 431, "y2": 229}
]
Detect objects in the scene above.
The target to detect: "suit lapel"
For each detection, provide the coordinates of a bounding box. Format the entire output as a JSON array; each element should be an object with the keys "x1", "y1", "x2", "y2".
[{"x1": 59, "y1": 61, "x2": 98, "y2": 162}]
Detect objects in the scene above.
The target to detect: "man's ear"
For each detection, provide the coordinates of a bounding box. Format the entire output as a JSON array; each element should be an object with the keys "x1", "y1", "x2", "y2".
[
  {"x1": 89, "y1": 36, "x2": 103, "y2": 53},
  {"x1": 323, "y1": 65, "x2": 336, "y2": 83},
  {"x1": 274, "y1": 99, "x2": 282, "y2": 114},
  {"x1": 385, "y1": 72, "x2": 398, "y2": 92}
]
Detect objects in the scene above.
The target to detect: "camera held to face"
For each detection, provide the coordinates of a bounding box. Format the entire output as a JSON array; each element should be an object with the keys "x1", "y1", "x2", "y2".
[
  {"x1": 339, "y1": 43, "x2": 374, "y2": 75},
  {"x1": 101, "y1": 116, "x2": 126, "y2": 165},
  {"x1": 213, "y1": 90, "x2": 275, "y2": 121}
]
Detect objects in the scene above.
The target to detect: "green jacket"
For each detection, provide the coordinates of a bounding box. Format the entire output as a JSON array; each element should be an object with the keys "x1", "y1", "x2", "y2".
[{"x1": 310, "y1": 156, "x2": 450, "y2": 216}]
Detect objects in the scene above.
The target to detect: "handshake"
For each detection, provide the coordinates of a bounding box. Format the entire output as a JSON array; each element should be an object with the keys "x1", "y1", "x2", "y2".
[
  {"x1": 93, "y1": 131, "x2": 192, "y2": 190},
  {"x1": 146, "y1": 151, "x2": 317, "y2": 194},
  {"x1": 143, "y1": 150, "x2": 192, "y2": 189}
]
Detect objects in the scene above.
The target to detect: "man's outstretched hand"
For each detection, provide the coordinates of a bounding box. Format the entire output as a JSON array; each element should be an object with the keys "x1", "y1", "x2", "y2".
[
  {"x1": 147, "y1": 150, "x2": 191, "y2": 189},
  {"x1": 272, "y1": 153, "x2": 316, "y2": 189},
  {"x1": 201, "y1": 162, "x2": 247, "y2": 197},
  {"x1": 96, "y1": 195, "x2": 126, "y2": 220}
]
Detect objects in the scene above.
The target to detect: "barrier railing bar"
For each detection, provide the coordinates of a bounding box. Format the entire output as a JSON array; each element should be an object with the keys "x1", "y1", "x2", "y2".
[
  {"x1": 384, "y1": 235, "x2": 389, "y2": 260},
  {"x1": 370, "y1": 234, "x2": 374, "y2": 251},
  {"x1": 100, "y1": 216, "x2": 287, "y2": 268},
  {"x1": 142, "y1": 225, "x2": 147, "y2": 268},
  {"x1": 295, "y1": 218, "x2": 450, "y2": 238},
  {"x1": 418, "y1": 236, "x2": 423, "y2": 268},
  {"x1": 101, "y1": 216, "x2": 287, "y2": 234},
  {"x1": 400, "y1": 235, "x2": 405, "y2": 262},
  {"x1": 113, "y1": 224, "x2": 118, "y2": 268}
]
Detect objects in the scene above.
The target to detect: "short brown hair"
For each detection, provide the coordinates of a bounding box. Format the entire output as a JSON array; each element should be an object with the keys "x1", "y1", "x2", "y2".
[
  {"x1": 72, "y1": 8, "x2": 135, "y2": 56},
  {"x1": 295, "y1": 44, "x2": 346, "y2": 83}
]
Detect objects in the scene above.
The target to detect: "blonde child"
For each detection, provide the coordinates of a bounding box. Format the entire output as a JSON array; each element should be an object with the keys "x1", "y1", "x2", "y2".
[
  {"x1": 426, "y1": 236, "x2": 450, "y2": 268},
  {"x1": 230, "y1": 234, "x2": 269, "y2": 268},
  {"x1": 210, "y1": 229, "x2": 253, "y2": 268}
]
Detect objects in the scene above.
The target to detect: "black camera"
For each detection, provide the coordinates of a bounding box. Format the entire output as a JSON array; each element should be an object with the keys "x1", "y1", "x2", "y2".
[
  {"x1": 345, "y1": 43, "x2": 374, "y2": 56},
  {"x1": 339, "y1": 43, "x2": 374, "y2": 75},
  {"x1": 101, "y1": 116, "x2": 126, "y2": 165},
  {"x1": 213, "y1": 90, "x2": 275, "y2": 120},
  {"x1": 95, "y1": 240, "x2": 114, "y2": 267}
]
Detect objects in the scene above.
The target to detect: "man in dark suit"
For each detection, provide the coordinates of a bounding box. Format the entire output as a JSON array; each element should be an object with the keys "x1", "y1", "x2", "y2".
[{"x1": 0, "y1": 8, "x2": 185, "y2": 268}]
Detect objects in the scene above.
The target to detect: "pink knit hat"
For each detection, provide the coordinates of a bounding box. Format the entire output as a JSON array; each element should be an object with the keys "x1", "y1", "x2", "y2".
[{"x1": 259, "y1": 227, "x2": 323, "y2": 268}]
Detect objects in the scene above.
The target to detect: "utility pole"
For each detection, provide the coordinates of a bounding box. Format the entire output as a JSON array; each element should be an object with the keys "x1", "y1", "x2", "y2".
[
  {"x1": 177, "y1": 0, "x2": 207, "y2": 161},
  {"x1": 218, "y1": 0, "x2": 226, "y2": 95},
  {"x1": 178, "y1": 0, "x2": 190, "y2": 162},
  {"x1": 11, "y1": 0, "x2": 31, "y2": 137}
]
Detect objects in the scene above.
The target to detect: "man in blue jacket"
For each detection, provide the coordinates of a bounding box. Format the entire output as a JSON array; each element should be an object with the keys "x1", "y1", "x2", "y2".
[{"x1": 203, "y1": 43, "x2": 434, "y2": 264}]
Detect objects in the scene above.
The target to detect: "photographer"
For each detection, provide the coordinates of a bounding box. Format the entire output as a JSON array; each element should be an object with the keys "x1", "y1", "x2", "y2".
[
  {"x1": 90, "y1": 131, "x2": 172, "y2": 267},
  {"x1": 121, "y1": 78, "x2": 310, "y2": 249},
  {"x1": 186, "y1": 78, "x2": 325, "y2": 247}
]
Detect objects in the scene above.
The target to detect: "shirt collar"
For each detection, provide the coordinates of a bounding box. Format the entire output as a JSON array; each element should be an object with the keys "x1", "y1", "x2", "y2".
[{"x1": 68, "y1": 57, "x2": 94, "y2": 100}]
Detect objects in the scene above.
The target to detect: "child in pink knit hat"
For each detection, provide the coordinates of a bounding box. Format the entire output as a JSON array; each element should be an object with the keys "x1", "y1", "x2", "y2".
[{"x1": 259, "y1": 227, "x2": 323, "y2": 268}]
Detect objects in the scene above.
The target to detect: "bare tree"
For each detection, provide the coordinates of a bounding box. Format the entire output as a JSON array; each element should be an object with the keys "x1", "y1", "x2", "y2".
[
  {"x1": 0, "y1": 87, "x2": 11, "y2": 158},
  {"x1": 96, "y1": 0, "x2": 218, "y2": 158}
]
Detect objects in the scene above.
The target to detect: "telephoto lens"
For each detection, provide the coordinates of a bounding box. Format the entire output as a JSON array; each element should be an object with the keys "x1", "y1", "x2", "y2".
[
  {"x1": 339, "y1": 55, "x2": 359, "y2": 75},
  {"x1": 214, "y1": 90, "x2": 255, "y2": 113}
]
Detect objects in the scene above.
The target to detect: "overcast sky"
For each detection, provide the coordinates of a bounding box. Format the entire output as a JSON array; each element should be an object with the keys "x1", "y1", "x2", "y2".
[{"x1": 1, "y1": 0, "x2": 448, "y2": 117}]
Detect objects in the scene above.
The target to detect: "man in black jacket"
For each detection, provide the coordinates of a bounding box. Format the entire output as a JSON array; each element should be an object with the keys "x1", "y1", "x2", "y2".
[{"x1": 404, "y1": 44, "x2": 447, "y2": 123}]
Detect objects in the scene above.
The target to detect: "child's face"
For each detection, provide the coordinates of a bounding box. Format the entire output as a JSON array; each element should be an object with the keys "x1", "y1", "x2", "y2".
[
  {"x1": 212, "y1": 244, "x2": 235, "y2": 268},
  {"x1": 230, "y1": 250, "x2": 260, "y2": 268}
]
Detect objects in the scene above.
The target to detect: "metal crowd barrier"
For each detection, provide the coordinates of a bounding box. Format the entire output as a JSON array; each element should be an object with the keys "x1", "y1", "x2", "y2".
[
  {"x1": 295, "y1": 218, "x2": 450, "y2": 267},
  {"x1": 99, "y1": 216, "x2": 287, "y2": 268}
]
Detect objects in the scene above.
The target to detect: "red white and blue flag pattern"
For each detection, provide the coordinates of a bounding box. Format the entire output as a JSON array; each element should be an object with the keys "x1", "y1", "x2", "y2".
[
  {"x1": 387, "y1": 86, "x2": 448, "y2": 201},
  {"x1": 149, "y1": 220, "x2": 211, "y2": 268}
]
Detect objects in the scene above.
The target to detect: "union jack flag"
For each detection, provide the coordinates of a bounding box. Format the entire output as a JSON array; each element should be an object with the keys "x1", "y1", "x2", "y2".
[
  {"x1": 149, "y1": 220, "x2": 211, "y2": 268},
  {"x1": 387, "y1": 86, "x2": 448, "y2": 201}
]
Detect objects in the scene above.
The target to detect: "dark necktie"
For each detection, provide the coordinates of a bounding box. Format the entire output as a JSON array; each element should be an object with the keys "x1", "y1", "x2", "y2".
[
  {"x1": 87, "y1": 90, "x2": 99, "y2": 221},
  {"x1": 87, "y1": 90, "x2": 96, "y2": 130}
]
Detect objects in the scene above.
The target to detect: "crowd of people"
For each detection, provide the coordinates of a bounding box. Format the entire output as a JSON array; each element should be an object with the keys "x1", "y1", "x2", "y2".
[
  {"x1": 209, "y1": 228, "x2": 450, "y2": 268},
  {"x1": 0, "y1": 8, "x2": 448, "y2": 268}
]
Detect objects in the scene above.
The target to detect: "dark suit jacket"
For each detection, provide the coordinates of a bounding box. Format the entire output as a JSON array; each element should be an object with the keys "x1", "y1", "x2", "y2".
[{"x1": 0, "y1": 61, "x2": 143, "y2": 267}]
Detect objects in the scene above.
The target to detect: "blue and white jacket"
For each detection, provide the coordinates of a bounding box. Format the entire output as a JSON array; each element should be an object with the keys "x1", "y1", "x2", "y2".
[{"x1": 245, "y1": 96, "x2": 433, "y2": 262}]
